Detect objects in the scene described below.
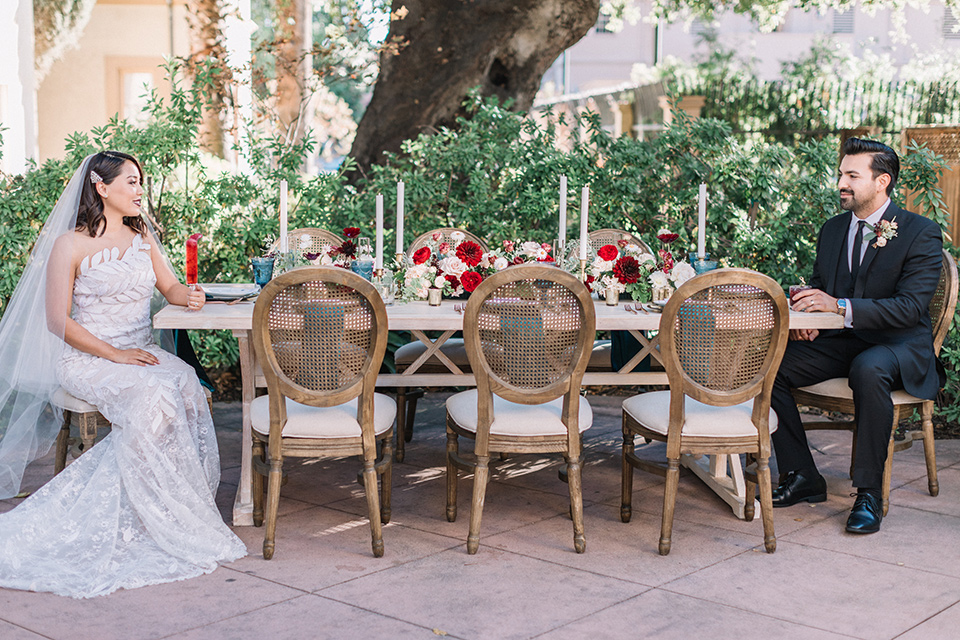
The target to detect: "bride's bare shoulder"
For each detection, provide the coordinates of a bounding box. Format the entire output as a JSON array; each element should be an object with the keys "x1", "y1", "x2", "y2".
[{"x1": 52, "y1": 231, "x2": 95, "y2": 263}]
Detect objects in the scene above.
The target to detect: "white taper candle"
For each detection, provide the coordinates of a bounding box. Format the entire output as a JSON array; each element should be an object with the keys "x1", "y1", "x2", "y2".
[
  {"x1": 375, "y1": 194, "x2": 384, "y2": 270},
  {"x1": 559, "y1": 175, "x2": 567, "y2": 246},
  {"x1": 279, "y1": 180, "x2": 288, "y2": 253},
  {"x1": 579, "y1": 185, "x2": 589, "y2": 261},
  {"x1": 698, "y1": 183, "x2": 707, "y2": 259},
  {"x1": 396, "y1": 181, "x2": 405, "y2": 255}
]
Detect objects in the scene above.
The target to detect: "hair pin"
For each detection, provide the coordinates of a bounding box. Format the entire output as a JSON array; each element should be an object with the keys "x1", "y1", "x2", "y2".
[{"x1": 90, "y1": 170, "x2": 103, "y2": 184}]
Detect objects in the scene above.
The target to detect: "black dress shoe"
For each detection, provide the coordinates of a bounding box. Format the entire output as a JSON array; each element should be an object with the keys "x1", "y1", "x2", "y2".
[
  {"x1": 771, "y1": 469, "x2": 827, "y2": 507},
  {"x1": 846, "y1": 492, "x2": 882, "y2": 534}
]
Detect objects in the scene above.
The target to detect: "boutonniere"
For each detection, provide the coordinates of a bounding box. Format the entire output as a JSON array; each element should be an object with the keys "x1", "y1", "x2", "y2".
[{"x1": 864, "y1": 217, "x2": 898, "y2": 248}]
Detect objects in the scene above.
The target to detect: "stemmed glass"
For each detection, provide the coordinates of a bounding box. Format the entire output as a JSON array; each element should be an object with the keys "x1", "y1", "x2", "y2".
[{"x1": 251, "y1": 256, "x2": 275, "y2": 290}]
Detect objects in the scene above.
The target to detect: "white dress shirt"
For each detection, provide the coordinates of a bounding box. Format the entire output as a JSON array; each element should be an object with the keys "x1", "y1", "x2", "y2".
[{"x1": 841, "y1": 198, "x2": 890, "y2": 327}]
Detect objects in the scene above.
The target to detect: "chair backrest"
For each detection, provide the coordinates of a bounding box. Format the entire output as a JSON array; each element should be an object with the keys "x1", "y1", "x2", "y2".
[
  {"x1": 269, "y1": 228, "x2": 344, "y2": 256},
  {"x1": 568, "y1": 229, "x2": 653, "y2": 260},
  {"x1": 463, "y1": 265, "x2": 596, "y2": 408},
  {"x1": 406, "y1": 227, "x2": 488, "y2": 259},
  {"x1": 659, "y1": 268, "x2": 789, "y2": 408},
  {"x1": 252, "y1": 267, "x2": 387, "y2": 409},
  {"x1": 930, "y1": 249, "x2": 958, "y2": 355}
]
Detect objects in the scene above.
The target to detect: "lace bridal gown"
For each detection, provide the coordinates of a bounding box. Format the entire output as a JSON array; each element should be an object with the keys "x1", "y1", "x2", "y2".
[{"x1": 0, "y1": 234, "x2": 247, "y2": 598}]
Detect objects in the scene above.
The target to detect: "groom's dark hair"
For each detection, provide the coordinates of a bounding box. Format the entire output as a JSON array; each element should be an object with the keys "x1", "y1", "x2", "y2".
[{"x1": 843, "y1": 138, "x2": 899, "y2": 196}]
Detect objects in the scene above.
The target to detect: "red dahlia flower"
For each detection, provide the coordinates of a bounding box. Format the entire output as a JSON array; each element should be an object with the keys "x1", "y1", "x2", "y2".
[
  {"x1": 343, "y1": 227, "x2": 360, "y2": 239},
  {"x1": 656, "y1": 230, "x2": 679, "y2": 243},
  {"x1": 460, "y1": 271, "x2": 482, "y2": 292},
  {"x1": 658, "y1": 249, "x2": 674, "y2": 273},
  {"x1": 456, "y1": 241, "x2": 484, "y2": 267},
  {"x1": 413, "y1": 247, "x2": 431, "y2": 265},
  {"x1": 597, "y1": 244, "x2": 619, "y2": 261},
  {"x1": 339, "y1": 240, "x2": 356, "y2": 258},
  {"x1": 613, "y1": 256, "x2": 641, "y2": 284}
]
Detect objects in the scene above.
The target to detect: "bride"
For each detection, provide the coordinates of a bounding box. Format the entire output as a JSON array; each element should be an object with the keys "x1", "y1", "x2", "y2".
[{"x1": 0, "y1": 151, "x2": 246, "y2": 598}]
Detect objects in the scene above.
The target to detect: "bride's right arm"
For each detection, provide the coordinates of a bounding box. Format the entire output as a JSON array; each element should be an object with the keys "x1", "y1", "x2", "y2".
[{"x1": 46, "y1": 236, "x2": 158, "y2": 366}]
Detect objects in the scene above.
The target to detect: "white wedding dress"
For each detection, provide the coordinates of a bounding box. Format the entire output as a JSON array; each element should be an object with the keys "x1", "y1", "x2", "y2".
[{"x1": 0, "y1": 234, "x2": 247, "y2": 598}]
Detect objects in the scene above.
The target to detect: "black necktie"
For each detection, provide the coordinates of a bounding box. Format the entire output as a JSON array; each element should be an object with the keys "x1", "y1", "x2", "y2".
[{"x1": 850, "y1": 220, "x2": 867, "y2": 283}]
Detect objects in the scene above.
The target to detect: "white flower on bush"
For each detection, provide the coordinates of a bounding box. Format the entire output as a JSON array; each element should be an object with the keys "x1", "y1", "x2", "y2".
[
  {"x1": 670, "y1": 262, "x2": 697, "y2": 287},
  {"x1": 450, "y1": 230, "x2": 466, "y2": 243},
  {"x1": 600, "y1": 275, "x2": 626, "y2": 294},
  {"x1": 493, "y1": 256, "x2": 509, "y2": 270},
  {"x1": 648, "y1": 270, "x2": 669, "y2": 289},
  {"x1": 433, "y1": 275, "x2": 447, "y2": 289},
  {"x1": 438, "y1": 256, "x2": 468, "y2": 278},
  {"x1": 521, "y1": 241, "x2": 540, "y2": 257}
]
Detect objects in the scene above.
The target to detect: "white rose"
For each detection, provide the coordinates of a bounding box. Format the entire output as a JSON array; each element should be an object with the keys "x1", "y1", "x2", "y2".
[
  {"x1": 601, "y1": 275, "x2": 626, "y2": 293},
  {"x1": 670, "y1": 262, "x2": 697, "y2": 286},
  {"x1": 439, "y1": 256, "x2": 467, "y2": 277},
  {"x1": 876, "y1": 237, "x2": 887, "y2": 247},
  {"x1": 415, "y1": 286, "x2": 428, "y2": 298},
  {"x1": 450, "y1": 230, "x2": 466, "y2": 242},
  {"x1": 521, "y1": 241, "x2": 540, "y2": 256},
  {"x1": 494, "y1": 256, "x2": 509, "y2": 270},
  {"x1": 649, "y1": 270, "x2": 669, "y2": 288},
  {"x1": 637, "y1": 252, "x2": 656, "y2": 267},
  {"x1": 434, "y1": 275, "x2": 447, "y2": 289}
]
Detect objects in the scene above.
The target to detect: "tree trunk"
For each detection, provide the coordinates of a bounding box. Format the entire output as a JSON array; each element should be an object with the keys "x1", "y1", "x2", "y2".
[
  {"x1": 274, "y1": 0, "x2": 311, "y2": 144},
  {"x1": 187, "y1": 0, "x2": 227, "y2": 156},
  {"x1": 348, "y1": 0, "x2": 599, "y2": 177}
]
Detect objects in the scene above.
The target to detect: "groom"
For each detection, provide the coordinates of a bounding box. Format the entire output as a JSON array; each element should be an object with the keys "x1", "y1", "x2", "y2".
[{"x1": 770, "y1": 138, "x2": 944, "y2": 534}]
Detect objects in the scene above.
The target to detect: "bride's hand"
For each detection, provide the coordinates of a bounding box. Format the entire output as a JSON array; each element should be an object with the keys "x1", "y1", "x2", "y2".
[
  {"x1": 186, "y1": 284, "x2": 205, "y2": 311},
  {"x1": 111, "y1": 348, "x2": 160, "y2": 366}
]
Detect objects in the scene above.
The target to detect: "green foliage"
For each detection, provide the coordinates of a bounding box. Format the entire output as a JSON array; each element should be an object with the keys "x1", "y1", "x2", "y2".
[{"x1": 2, "y1": 70, "x2": 958, "y2": 420}]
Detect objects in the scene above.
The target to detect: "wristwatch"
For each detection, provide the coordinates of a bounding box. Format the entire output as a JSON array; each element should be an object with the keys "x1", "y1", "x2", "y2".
[{"x1": 836, "y1": 298, "x2": 847, "y2": 315}]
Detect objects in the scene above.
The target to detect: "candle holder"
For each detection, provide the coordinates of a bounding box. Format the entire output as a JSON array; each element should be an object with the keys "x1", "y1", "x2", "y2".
[
  {"x1": 579, "y1": 258, "x2": 587, "y2": 283},
  {"x1": 427, "y1": 287, "x2": 442, "y2": 306}
]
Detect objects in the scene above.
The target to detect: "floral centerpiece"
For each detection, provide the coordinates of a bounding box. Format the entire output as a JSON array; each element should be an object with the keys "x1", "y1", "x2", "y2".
[
  {"x1": 584, "y1": 229, "x2": 696, "y2": 302},
  {"x1": 306, "y1": 227, "x2": 362, "y2": 267},
  {"x1": 394, "y1": 232, "x2": 557, "y2": 301}
]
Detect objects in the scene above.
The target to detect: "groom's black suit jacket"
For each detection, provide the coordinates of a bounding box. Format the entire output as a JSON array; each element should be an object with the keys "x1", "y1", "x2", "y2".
[{"x1": 808, "y1": 203, "x2": 944, "y2": 400}]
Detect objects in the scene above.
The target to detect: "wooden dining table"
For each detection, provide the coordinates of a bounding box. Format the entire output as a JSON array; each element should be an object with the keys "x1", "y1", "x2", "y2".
[{"x1": 155, "y1": 294, "x2": 843, "y2": 525}]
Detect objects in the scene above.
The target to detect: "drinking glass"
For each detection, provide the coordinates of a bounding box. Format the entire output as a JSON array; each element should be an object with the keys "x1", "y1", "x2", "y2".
[
  {"x1": 251, "y1": 256, "x2": 275, "y2": 290},
  {"x1": 692, "y1": 258, "x2": 718, "y2": 275},
  {"x1": 789, "y1": 284, "x2": 812, "y2": 308}
]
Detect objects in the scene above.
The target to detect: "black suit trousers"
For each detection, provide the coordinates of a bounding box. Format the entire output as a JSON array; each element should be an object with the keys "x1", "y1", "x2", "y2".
[{"x1": 770, "y1": 331, "x2": 904, "y2": 489}]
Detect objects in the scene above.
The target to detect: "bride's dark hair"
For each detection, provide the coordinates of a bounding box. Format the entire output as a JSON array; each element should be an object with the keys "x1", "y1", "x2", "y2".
[{"x1": 76, "y1": 151, "x2": 148, "y2": 237}]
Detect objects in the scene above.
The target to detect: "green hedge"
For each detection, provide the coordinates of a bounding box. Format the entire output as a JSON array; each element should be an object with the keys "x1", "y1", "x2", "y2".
[{"x1": 1, "y1": 75, "x2": 956, "y2": 419}]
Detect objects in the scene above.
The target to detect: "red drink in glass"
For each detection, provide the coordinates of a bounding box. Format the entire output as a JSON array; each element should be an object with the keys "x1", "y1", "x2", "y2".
[
  {"x1": 186, "y1": 233, "x2": 202, "y2": 285},
  {"x1": 789, "y1": 284, "x2": 812, "y2": 307}
]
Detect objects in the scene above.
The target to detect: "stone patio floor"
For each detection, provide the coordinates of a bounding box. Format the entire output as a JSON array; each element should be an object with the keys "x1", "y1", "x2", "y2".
[{"x1": 2, "y1": 392, "x2": 960, "y2": 639}]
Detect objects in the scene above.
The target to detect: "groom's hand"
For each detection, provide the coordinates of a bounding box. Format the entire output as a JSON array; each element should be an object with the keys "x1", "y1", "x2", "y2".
[
  {"x1": 790, "y1": 328, "x2": 820, "y2": 341},
  {"x1": 792, "y1": 288, "x2": 839, "y2": 314}
]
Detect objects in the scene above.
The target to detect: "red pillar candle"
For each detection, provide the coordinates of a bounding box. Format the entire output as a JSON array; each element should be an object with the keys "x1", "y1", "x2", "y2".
[{"x1": 186, "y1": 233, "x2": 202, "y2": 285}]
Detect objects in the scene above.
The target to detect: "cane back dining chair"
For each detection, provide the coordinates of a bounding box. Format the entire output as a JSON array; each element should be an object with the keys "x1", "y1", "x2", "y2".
[
  {"x1": 620, "y1": 269, "x2": 790, "y2": 555},
  {"x1": 793, "y1": 249, "x2": 958, "y2": 516},
  {"x1": 445, "y1": 265, "x2": 596, "y2": 554},
  {"x1": 52, "y1": 386, "x2": 212, "y2": 474},
  {"x1": 268, "y1": 227, "x2": 343, "y2": 256},
  {"x1": 250, "y1": 267, "x2": 395, "y2": 559},
  {"x1": 392, "y1": 227, "x2": 488, "y2": 462}
]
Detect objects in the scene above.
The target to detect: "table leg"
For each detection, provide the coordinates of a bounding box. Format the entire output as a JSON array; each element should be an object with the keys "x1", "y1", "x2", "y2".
[
  {"x1": 232, "y1": 329, "x2": 255, "y2": 526},
  {"x1": 680, "y1": 453, "x2": 757, "y2": 520}
]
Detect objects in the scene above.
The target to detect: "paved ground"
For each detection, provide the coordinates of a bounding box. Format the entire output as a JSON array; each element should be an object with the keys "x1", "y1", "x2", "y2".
[{"x1": 2, "y1": 393, "x2": 960, "y2": 639}]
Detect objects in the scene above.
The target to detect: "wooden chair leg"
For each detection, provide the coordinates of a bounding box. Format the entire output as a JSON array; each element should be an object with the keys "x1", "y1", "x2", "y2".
[
  {"x1": 252, "y1": 440, "x2": 265, "y2": 527},
  {"x1": 79, "y1": 413, "x2": 98, "y2": 453},
  {"x1": 620, "y1": 424, "x2": 634, "y2": 523},
  {"x1": 567, "y1": 457, "x2": 586, "y2": 553},
  {"x1": 743, "y1": 452, "x2": 756, "y2": 523},
  {"x1": 379, "y1": 434, "x2": 393, "y2": 524},
  {"x1": 467, "y1": 454, "x2": 490, "y2": 555},
  {"x1": 921, "y1": 401, "x2": 939, "y2": 497},
  {"x1": 756, "y1": 455, "x2": 776, "y2": 553},
  {"x1": 54, "y1": 411, "x2": 71, "y2": 475},
  {"x1": 881, "y1": 406, "x2": 899, "y2": 517},
  {"x1": 395, "y1": 390, "x2": 407, "y2": 462},
  {"x1": 362, "y1": 458, "x2": 384, "y2": 558},
  {"x1": 263, "y1": 458, "x2": 283, "y2": 560},
  {"x1": 659, "y1": 457, "x2": 680, "y2": 556},
  {"x1": 404, "y1": 390, "x2": 420, "y2": 442},
  {"x1": 445, "y1": 426, "x2": 459, "y2": 522}
]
